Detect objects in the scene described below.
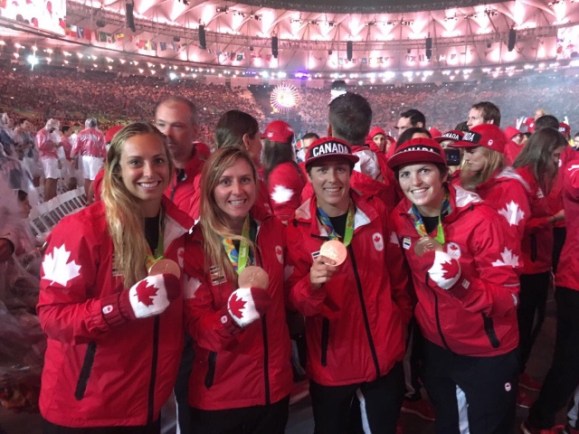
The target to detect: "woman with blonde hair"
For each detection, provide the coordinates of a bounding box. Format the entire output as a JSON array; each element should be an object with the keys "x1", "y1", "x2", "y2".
[
  {"x1": 38, "y1": 122, "x2": 192, "y2": 433},
  {"x1": 182, "y1": 147, "x2": 292, "y2": 434}
]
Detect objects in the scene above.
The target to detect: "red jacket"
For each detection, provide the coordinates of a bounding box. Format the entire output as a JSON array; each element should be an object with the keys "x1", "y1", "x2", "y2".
[
  {"x1": 286, "y1": 192, "x2": 412, "y2": 386},
  {"x1": 182, "y1": 210, "x2": 292, "y2": 410},
  {"x1": 164, "y1": 155, "x2": 204, "y2": 220},
  {"x1": 266, "y1": 161, "x2": 306, "y2": 223},
  {"x1": 454, "y1": 167, "x2": 531, "y2": 274},
  {"x1": 37, "y1": 199, "x2": 192, "y2": 427},
  {"x1": 504, "y1": 140, "x2": 524, "y2": 166},
  {"x1": 391, "y1": 185, "x2": 520, "y2": 357},
  {"x1": 72, "y1": 128, "x2": 106, "y2": 158},
  {"x1": 555, "y1": 157, "x2": 579, "y2": 292},
  {"x1": 515, "y1": 166, "x2": 554, "y2": 274},
  {"x1": 36, "y1": 128, "x2": 59, "y2": 159}
]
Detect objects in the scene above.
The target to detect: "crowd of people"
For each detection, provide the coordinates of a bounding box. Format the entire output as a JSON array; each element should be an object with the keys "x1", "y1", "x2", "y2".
[{"x1": 0, "y1": 74, "x2": 578, "y2": 434}]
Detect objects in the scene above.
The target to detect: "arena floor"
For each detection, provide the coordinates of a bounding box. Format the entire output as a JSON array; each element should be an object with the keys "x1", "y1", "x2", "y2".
[{"x1": 0, "y1": 290, "x2": 562, "y2": 434}]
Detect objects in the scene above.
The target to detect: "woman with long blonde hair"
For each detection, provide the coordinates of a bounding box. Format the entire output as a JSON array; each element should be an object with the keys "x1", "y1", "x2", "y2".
[
  {"x1": 38, "y1": 122, "x2": 192, "y2": 433},
  {"x1": 182, "y1": 147, "x2": 292, "y2": 434}
]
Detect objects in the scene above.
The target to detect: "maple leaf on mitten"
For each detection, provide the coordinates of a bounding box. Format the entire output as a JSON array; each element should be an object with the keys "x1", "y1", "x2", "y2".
[
  {"x1": 135, "y1": 280, "x2": 159, "y2": 306},
  {"x1": 428, "y1": 251, "x2": 461, "y2": 291},
  {"x1": 227, "y1": 287, "x2": 272, "y2": 328},
  {"x1": 228, "y1": 293, "x2": 246, "y2": 318}
]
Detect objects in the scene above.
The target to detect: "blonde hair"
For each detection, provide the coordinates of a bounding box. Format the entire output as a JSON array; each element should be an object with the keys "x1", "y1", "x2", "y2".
[
  {"x1": 199, "y1": 147, "x2": 257, "y2": 282},
  {"x1": 460, "y1": 147, "x2": 504, "y2": 190},
  {"x1": 102, "y1": 122, "x2": 173, "y2": 287}
]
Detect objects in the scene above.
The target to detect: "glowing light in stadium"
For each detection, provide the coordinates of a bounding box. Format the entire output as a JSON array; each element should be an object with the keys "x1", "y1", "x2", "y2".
[{"x1": 270, "y1": 83, "x2": 299, "y2": 111}]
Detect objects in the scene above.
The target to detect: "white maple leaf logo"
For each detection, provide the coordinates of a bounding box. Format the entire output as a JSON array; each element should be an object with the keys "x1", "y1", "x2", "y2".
[
  {"x1": 498, "y1": 201, "x2": 525, "y2": 226},
  {"x1": 41, "y1": 244, "x2": 81, "y2": 286},
  {"x1": 492, "y1": 247, "x2": 520, "y2": 268},
  {"x1": 271, "y1": 184, "x2": 294, "y2": 204},
  {"x1": 183, "y1": 274, "x2": 202, "y2": 299}
]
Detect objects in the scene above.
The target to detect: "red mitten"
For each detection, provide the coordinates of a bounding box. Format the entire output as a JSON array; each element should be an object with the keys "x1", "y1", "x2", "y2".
[
  {"x1": 227, "y1": 287, "x2": 271, "y2": 328},
  {"x1": 428, "y1": 251, "x2": 461, "y2": 291},
  {"x1": 102, "y1": 274, "x2": 180, "y2": 326}
]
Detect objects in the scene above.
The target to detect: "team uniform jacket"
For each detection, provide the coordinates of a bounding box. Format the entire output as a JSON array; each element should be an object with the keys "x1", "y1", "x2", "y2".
[
  {"x1": 266, "y1": 161, "x2": 306, "y2": 223},
  {"x1": 164, "y1": 155, "x2": 204, "y2": 220},
  {"x1": 555, "y1": 157, "x2": 579, "y2": 292},
  {"x1": 454, "y1": 167, "x2": 530, "y2": 274},
  {"x1": 391, "y1": 184, "x2": 520, "y2": 357},
  {"x1": 36, "y1": 127, "x2": 59, "y2": 159},
  {"x1": 515, "y1": 166, "x2": 554, "y2": 274},
  {"x1": 504, "y1": 140, "x2": 524, "y2": 166},
  {"x1": 71, "y1": 128, "x2": 106, "y2": 158},
  {"x1": 182, "y1": 209, "x2": 292, "y2": 410},
  {"x1": 286, "y1": 191, "x2": 412, "y2": 386},
  {"x1": 37, "y1": 198, "x2": 191, "y2": 427}
]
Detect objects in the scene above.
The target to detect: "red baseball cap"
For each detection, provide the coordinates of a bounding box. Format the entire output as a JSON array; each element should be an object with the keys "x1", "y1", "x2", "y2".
[
  {"x1": 305, "y1": 137, "x2": 359, "y2": 169},
  {"x1": 435, "y1": 130, "x2": 465, "y2": 143},
  {"x1": 452, "y1": 124, "x2": 507, "y2": 153},
  {"x1": 387, "y1": 137, "x2": 447, "y2": 169},
  {"x1": 261, "y1": 120, "x2": 294, "y2": 143},
  {"x1": 559, "y1": 122, "x2": 571, "y2": 139}
]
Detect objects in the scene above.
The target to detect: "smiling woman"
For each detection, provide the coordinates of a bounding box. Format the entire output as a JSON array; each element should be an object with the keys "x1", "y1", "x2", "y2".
[{"x1": 36, "y1": 122, "x2": 193, "y2": 433}]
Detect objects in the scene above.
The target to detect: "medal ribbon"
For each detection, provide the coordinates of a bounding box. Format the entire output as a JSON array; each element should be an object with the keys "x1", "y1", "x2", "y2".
[
  {"x1": 316, "y1": 203, "x2": 355, "y2": 246},
  {"x1": 409, "y1": 195, "x2": 451, "y2": 245},
  {"x1": 222, "y1": 217, "x2": 251, "y2": 274},
  {"x1": 145, "y1": 209, "x2": 165, "y2": 271}
]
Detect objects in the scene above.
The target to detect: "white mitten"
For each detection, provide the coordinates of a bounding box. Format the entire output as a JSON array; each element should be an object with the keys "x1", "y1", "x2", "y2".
[
  {"x1": 227, "y1": 287, "x2": 271, "y2": 328},
  {"x1": 428, "y1": 251, "x2": 461, "y2": 290}
]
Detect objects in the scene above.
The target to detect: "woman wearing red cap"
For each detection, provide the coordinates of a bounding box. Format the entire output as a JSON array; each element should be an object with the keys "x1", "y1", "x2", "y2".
[
  {"x1": 452, "y1": 124, "x2": 530, "y2": 273},
  {"x1": 261, "y1": 120, "x2": 305, "y2": 224},
  {"x1": 286, "y1": 137, "x2": 412, "y2": 434},
  {"x1": 388, "y1": 137, "x2": 520, "y2": 434}
]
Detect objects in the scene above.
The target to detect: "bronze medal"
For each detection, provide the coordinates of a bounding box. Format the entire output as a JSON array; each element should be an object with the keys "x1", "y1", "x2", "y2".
[
  {"x1": 238, "y1": 265, "x2": 270, "y2": 289},
  {"x1": 148, "y1": 258, "x2": 181, "y2": 278},
  {"x1": 413, "y1": 236, "x2": 442, "y2": 257},
  {"x1": 319, "y1": 239, "x2": 348, "y2": 266}
]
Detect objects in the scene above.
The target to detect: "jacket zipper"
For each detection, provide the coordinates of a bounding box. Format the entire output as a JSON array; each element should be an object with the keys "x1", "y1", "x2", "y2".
[
  {"x1": 482, "y1": 314, "x2": 500, "y2": 348},
  {"x1": 349, "y1": 244, "x2": 380, "y2": 379},
  {"x1": 147, "y1": 317, "x2": 160, "y2": 424},
  {"x1": 428, "y1": 272, "x2": 452, "y2": 351},
  {"x1": 74, "y1": 341, "x2": 96, "y2": 400},
  {"x1": 320, "y1": 318, "x2": 329, "y2": 367},
  {"x1": 205, "y1": 352, "x2": 217, "y2": 388}
]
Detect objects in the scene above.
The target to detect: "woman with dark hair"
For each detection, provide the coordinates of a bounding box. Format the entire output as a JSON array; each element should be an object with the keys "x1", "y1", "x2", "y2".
[
  {"x1": 512, "y1": 128, "x2": 567, "y2": 395},
  {"x1": 37, "y1": 122, "x2": 192, "y2": 433},
  {"x1": 261, "y1": 120, "x2": 305, "y2": 224},
  {"x1": 215, "y1": 110, "x2": 262, "y2": 166},
  {"x1": 389, "y1": 137, "x2": 520, "y2": 434},
  {"x1": 182, "y1": 147, "x2": 292, "y2": 434}
]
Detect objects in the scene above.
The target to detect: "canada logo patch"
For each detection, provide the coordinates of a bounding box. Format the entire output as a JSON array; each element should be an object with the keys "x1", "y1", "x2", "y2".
[{"x1": 372, "y1": 233, "x2": 384, "y2": 251}]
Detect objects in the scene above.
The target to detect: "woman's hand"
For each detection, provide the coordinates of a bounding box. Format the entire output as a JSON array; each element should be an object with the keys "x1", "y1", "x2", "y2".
[{"x1": 309, "y1": 255, "x2": 339, "y2": 290}]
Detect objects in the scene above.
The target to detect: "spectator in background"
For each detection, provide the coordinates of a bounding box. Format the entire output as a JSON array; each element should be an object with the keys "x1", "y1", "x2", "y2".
[
  {"x1": 262, "y1": 120, "x2": 305, "y2": 224},
  {"x1": 396, "y1": 109, "x2": 426, "y2": 137},
  {"x1": 466, "y1": 101, "x2": 501, "y2": 128},
  {"x1": 72, "y1": 118, "x2": 106, "y2": 202},
  {"x1": 36, "y1": 118, "x2": 61, "y2": 201},
  {"x1": 155, "y1": 96, "x2": 204, "y2": 220},
  {"x1": 513, "y1": 129, "x2": 568, "y2": 400},
  {"x1": 295, "y1": 132, "x2": 319, "y2": 163},
  {"x1": 504, "y1": 126, "x2": 525, "y2": 166}
]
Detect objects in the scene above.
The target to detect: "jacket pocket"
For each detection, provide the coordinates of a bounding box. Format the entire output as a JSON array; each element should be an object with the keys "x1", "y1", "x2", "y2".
[
  {"x1": 204, "y1": 351, "x2": 217, "y2": 389},
  {"x1": 482, "y1": 314, "x2": 500, "y2": 348},
  {"x1": 75, "y1": 341, "x2": 96, "y2": 400},
  {"x1": 321, "y1": 318, "x2": 329, "y2": 367}
]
